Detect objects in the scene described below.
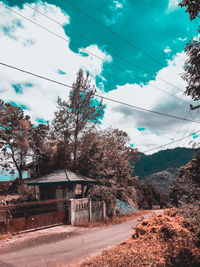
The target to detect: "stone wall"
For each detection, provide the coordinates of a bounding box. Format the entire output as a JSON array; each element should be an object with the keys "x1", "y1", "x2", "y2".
[{"x1": 69, "y1": 198, "x2": 106, "y2": 225}]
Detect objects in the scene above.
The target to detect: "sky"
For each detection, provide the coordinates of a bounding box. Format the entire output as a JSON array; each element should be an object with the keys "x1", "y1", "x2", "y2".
[{"x1": 0, "y1": 0, "x2": 200, "y2": 179}]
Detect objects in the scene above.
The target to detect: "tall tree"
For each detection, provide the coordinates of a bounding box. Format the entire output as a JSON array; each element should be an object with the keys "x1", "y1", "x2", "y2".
[
  {"x1": 77, "y1": 128, "x2": 139, "y2": 206},
  {"x1": 0, "y1": 100, "x2": 31, "y2": 179},
  {"x1": 180, "y1": 0, "x2": 200, "y2": 101},
  {"x1": 53, "y1": 69, "x2": 105, "y2": 170}
]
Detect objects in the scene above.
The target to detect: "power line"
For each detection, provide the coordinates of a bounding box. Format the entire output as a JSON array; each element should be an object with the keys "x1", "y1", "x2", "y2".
[
  {"x1": 23, "y1": 2, "x2": 189, "y2": 99},
  {"x1": 142, "y1": 129, "x2": 200, "y2": 154},
  {"x1": 0, "y1": 62, "x2": 73, "y2": 89},
  {"x1": 0, "y1": 61, "x2": 198, "y2": 124},
  {"x1": 182, "y1": 111, "x2": 199, "y2": 147},
  {"x1": 24, "y1": 2, "x2": 185, "y2": 94},
  {"x1": 1, "y1": 2, "x2": 190, "y2": 105},
  {"x1": 64, "y1": 0, "x2": 184, "y2": 92},
  {"x1": 167, "y1": 109, "x2": 190, "y2": 149}
]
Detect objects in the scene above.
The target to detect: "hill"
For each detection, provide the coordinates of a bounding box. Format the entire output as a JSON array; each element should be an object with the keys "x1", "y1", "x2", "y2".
[
  {"x1": 133, "y1": 147, "x2": 196, "y2": 179},
  {"x1": 131, "y1": 148, "x2": 196, "y2": 195},
  {"x1": 140, "y1": 168, "x2": 179, "y2": 195}
]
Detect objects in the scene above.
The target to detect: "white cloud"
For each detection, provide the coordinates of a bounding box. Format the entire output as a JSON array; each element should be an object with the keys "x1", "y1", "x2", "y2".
[
  {"x1": 0, "y1": 1, "x2": 197, "y2": 158},
  {"x1": 164, "y1": 46, "x2": 172, "y2": 53},
  {"x1": 168, "y1": 0, "x2": 179, "y2": 10},
  {"x1": 178, "y1": 37, "x2": 187, "y2": 42},
  {"x1": 0, "y1": 1, "x2": 111, "y2": 123},
  {"x1": 113, "y1": 1, "x2": 123, "y2": 9},
  {"x1": 100, "y1": 52, "x2": 197, "y2": 154}
]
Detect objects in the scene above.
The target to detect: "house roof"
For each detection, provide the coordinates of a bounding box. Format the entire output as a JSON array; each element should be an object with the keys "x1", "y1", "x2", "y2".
[{"x1": 27, "y1": 169, "x2": 98, "y2": 186}]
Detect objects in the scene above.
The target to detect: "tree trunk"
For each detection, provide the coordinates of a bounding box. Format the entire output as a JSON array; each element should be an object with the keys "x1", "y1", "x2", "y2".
[
  {"x1": 73, "y1": 116, "x2": 79, "y2": 171},
  {"x1": 18, "y1": 169, "x2": 23, "y2": 180}
]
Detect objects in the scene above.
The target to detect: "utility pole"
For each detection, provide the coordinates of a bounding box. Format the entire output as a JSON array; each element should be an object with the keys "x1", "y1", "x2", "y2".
[{"x1": 190, "y1": 104, "x2": 200, "y2": 111}]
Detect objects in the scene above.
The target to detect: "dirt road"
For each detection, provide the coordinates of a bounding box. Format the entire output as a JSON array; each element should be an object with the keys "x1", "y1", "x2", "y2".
[{"x1": 0, "y1": 210, "x2": 162, "y2": 267}]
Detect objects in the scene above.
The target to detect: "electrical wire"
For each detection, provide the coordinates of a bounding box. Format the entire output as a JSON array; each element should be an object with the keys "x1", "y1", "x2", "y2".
[
  {"x1": 167, "y1": 109, "x2": 190, "y2": 149},
  {"x1": 0, "y1": 61, "x2": 198, "y2": 124},
  {"x1": 64, "y1": 0, "x2": 185, "y2": 91},
  {"x1": 142, "y1": 129, "x2": 200, "y2": 154},
  {"x1": 64, "y1": 0, "x2": 177, "y2": 71},
  {"x1": 0, "y1": 2, "x2": 191, "y2": 105}
]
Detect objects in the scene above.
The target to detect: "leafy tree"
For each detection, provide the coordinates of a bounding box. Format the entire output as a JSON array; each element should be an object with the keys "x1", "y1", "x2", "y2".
[
  {"x1": 28, "y1": 123, "x2": 57, "y2": 177},
  {"x1": 179, "y1": 1, "x2": 200, "y2": 101},
  {"x1": 179, "y1": 0, "x2": 200, "y2": 20},
  {"x1": 0, "y1": 100, "x2": 31, "y2": 179},
  {"x1": 77, "y1": 128, "x2": 139, "y2": 207},
  {"x1": 53, "y1": 69, "x2": 104, "y2": 170},
  {"x1": 182, "y1": 40, "x2": 200, "y2": 101}
]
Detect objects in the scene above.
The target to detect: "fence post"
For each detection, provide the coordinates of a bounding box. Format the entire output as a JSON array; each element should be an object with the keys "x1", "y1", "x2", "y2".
[
  {"x1": 102, "y1": 201, "x2": 106, "y2": 220},
  {"x1": 5, "y1": 207, "x2": 9, "y2": 234},
  {"x1": 69, "y1": 199, "x2": 76, "y2": 225},
  {"x1": 89, "y1": 198, "x2": 92, "y2": 221}
]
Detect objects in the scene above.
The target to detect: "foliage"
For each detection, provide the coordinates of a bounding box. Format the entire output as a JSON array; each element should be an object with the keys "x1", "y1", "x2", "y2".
[
  {"x1": 140, "y1": 168, "x2": 179, "y2": 195},
  {"x1": 53, "y1": 69, "x2": 104, "y2": 170},
  {"x1": 75, "y1": 128, "x2": 139, "y2": 210},
  {"x1": 179, "y1": 0, "x2": 200, "y2": 101},
  {"x1": 0, "y1": 100, "x2": 31, "y2": 179},
  {"x1": 28, "y1": 123, "x2": 61, "y2": 177},
  {"x1": 182, "y1": 39, "x2": 200, "y2": 101},
  {"x1": 130, "y1": 178, "x2": 169, "y2": 209},
  {"x1": 179, "y1": 0, "x2": 200, "y2": 20},
  {"x1": 170, "y1": 157, "x2": 200, "y2": 206},
  {"x1": 81, "y1": 210, "x2": 200, "y2": 266}
]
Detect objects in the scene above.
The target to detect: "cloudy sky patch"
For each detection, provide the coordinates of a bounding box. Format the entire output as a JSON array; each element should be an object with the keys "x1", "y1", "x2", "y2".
[{"x1": 0, "y1": 0, "x2": 199, "y2": 162}]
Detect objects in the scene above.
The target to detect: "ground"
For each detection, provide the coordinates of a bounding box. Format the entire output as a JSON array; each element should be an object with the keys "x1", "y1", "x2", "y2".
[
  {"x1": 0, "y1": 210, "x2": 162, "y2": 267},
  {"x1": 81, "y1": 209, "x2": 200, "y2": 267}
]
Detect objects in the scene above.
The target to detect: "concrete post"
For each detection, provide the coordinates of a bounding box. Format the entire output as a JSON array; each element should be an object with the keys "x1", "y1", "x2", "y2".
[
  {"x1": 102, "y1": 201, "x2": 106, "y2": 219},
  {"x1": 88, "y1": 198, "x2": 92, "y2": 221},
  {"x1": 69, "y1": 199, "x2": 76, "y2": 225}
]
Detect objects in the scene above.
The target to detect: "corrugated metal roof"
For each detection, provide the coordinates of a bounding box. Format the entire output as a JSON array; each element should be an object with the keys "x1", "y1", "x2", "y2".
[{"x1": 27, "y1": 169, "x2": 97, "y2": 186}]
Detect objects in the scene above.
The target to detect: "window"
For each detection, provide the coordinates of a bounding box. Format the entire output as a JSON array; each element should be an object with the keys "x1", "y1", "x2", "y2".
[{"x1": 68, "y1": 185, "x2": 73, "y2": 192}]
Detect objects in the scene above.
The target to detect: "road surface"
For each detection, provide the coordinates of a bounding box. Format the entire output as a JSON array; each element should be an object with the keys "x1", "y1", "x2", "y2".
[{"x1": 0, "y1": 210, "x2": 162, "y2": 267}]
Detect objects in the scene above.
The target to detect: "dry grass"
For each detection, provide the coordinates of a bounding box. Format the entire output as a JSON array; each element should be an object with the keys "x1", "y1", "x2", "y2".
[
  {"x1": 74, "y1": 210, "x2": 152, "y2": 228},
  {"x1": 0, "y1": 232, "x2": 12, "y2": 241},
  {"x1": 79, "y1": 209, "x2": 200, "y2": 267}
]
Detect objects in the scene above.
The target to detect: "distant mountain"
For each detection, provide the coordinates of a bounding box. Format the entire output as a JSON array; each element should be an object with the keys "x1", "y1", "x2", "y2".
[
  {"x1": 133, "y1": 147, "x2": 196, "y2": 179},
  {"x1": 131, "y1": 147, "x2": 196, "y2": 195},
  {"x1": 140, "y1": 168, "x2": 178, "y2": 195}
]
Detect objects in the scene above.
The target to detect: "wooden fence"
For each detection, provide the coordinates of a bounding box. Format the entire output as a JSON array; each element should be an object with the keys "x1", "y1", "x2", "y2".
[{"x1": 0, "y1": 198, "x2": 69, "y2": 234}]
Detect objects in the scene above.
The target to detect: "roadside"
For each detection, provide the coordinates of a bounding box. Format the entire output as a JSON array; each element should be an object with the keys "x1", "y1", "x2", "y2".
[
  {"x1": 0, "y1": 210, "x2": 163, "y2": 267},
  {"x1": 0, "y1": 209, "x2": 152, "y2": 253},
  {"x1": 75, "y1": 209, "x2": 152, "y2": 228}
]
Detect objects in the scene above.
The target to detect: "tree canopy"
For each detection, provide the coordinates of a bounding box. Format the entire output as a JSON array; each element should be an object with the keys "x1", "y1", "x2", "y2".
[
  {"x1": 0, "y1": 100, "x2": 31, "y2": 179},
  {"x1": 180, "y1": 0, "x2": 200, "y2": 101},
  {"x1": 179, "y1": 0, "x2": 200, "y2": 20},
  {"x1": 53, "y1": 69, "x2": 105, "y2": 170}
]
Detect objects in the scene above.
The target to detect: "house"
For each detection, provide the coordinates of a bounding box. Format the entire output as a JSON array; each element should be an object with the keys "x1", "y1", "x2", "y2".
[{"x1": 27, "y1": 169, "x2": 98, "y2": 201}]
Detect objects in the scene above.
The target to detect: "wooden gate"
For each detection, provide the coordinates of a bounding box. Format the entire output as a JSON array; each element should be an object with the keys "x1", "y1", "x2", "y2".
[{"x1": 0, "y1": 198, "x2": 69, "y2": 234}]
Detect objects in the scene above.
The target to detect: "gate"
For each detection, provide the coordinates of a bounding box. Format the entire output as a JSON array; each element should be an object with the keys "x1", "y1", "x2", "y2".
[{"x1": 0, "y1": 198, "x2": 69, "y2": 234}]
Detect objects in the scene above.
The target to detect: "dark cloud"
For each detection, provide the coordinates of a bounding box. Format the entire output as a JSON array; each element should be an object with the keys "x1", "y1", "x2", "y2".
[{"x1": 112, "y1": 99, "x2": 194, "y2": 134}]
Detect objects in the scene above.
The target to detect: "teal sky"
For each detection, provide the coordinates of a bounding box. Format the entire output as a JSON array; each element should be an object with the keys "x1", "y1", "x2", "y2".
[
  {"x1": 0, "y1": 0, "x2": 200, "y2": 179},
  {"x1": 3, "y1": 0, "x2": 199, "y2": 91}
]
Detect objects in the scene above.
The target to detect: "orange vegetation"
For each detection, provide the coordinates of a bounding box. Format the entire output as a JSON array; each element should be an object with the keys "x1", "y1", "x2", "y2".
[{"x1": 80, "y1": 209, "x2": 200, "y2": 266}]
